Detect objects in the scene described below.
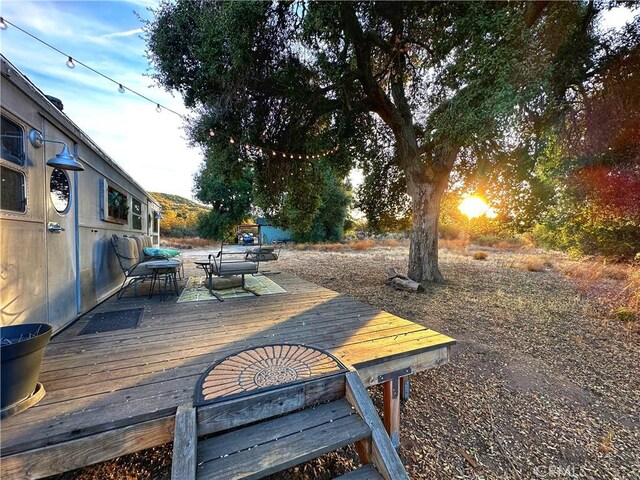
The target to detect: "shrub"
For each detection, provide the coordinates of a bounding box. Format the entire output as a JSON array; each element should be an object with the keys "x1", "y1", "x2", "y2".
[
  {"x1": 473, "y1": 235, "x2": 501, "y2": 247},
  {"x1": 611, "y1": 307, "x2": 637, "y2": 323},
  {"x1": 473, "y1": 251, "x2": 488, "y2": 260},
  {"x1": 523, "y1": 255, "x2": 545, "y2": 272}
]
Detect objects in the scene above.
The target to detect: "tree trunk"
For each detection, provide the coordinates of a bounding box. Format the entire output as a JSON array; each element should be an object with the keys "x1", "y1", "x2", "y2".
[
  {"x1": 406, "y1": 178, "x2": 446, "y2": 283},
  {"x1": 404, "y1": 147, "x2": 456, "y2": 284}
]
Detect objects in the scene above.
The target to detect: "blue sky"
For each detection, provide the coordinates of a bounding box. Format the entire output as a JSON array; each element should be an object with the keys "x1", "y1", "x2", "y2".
[
  {"x1": 0, "y1": 2, "x2": 635, "y2": 201},
  {"x1": 0, "y1": 0, "x2": 202, "y2": 199}
]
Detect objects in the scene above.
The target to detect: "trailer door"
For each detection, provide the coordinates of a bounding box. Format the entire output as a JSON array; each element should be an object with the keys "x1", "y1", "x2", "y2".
[{"x1": 46, "y1": 165, "x2": 78, "y2": 331}]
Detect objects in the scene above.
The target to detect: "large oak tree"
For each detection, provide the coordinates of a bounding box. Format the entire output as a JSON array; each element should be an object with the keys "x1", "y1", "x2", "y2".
[{"x1": 146, "y1": 1, "x2": 602, "y2": 282}]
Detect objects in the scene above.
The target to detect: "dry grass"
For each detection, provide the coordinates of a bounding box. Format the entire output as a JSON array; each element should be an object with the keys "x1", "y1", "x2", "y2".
[
  {"x1": 509, "y1": 254, "x2": 554, "y2": 272},
  {"x1": 351, "y1": 239, "x2": 376, "y2": 250},
  {"x1": 472, "y1": 251, "x2": 488, "y2": 260},
  {"x1": 624, "y1": 268, "x2": 640, "y2": 314},
  {"x1": 561, "y1": 258, "x2": 630, "y2": 282},
  {"x1": 160, "y1": 236, "x2": 216, "y2": 249},
  {"x1": 293, "y1": 238, "x2": 404, "y2": 252},
  {"x1": 559, "y1": 258, "x2": 639, "y2": 319},
  {"x1": 378, "y1": 238, "x2": 401, "y2": 248},
  {"x1": 439, "y1": 238, "x2": 469, "y2": 252},
  {"x1": 276, "y1": 246, "x2": 640, "y2": 479}
]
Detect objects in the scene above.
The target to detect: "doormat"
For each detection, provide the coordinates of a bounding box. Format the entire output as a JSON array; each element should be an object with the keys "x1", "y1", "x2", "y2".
[
  {"x1": 79, "y1": 308, "x2": 144, "y2": 335},
  {"x1": 194, "y1": 344, "x2": 347, "y2": 405},
  {"x1": 177, "y1": 275, "x2": 286, "y2": 303}
]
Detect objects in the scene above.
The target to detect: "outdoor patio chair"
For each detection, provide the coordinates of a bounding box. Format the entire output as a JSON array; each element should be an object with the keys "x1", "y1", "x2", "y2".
[
  {"x1": 111, "y1": 234, "x2": 181, "y2": 299},
  {"x1": 244, "y1": 241, "x2": 282, "y2": 262},
  {"x1": 208, "y1": 242, "x2": 260, "y2": 293},
  {"x1": 127, "y1": 234, "x2": 184, "y2": 279}
]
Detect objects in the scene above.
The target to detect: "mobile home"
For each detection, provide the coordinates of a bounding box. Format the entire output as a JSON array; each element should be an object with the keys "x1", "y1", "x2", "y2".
[{"x1": 0, "y1": 55, "x2": 161, "y2": 333}]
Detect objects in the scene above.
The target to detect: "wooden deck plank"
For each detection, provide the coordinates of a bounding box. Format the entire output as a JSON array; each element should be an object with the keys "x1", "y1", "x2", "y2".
[
  {"x1": 0, "y1": 330, "x2": 452, "y2": 454},
  {"x1": 5, "y1": 328, "x2": 449, "y2": 433},
  {"x1": 40, "y1": 313, "x2": 423, "y2": 376},
  {"x1": 0, "y1": 268, "x2": 454, "y2": 479},
  {"x1": 197, "y1": 399, "x2": 370, "y2": 480}
]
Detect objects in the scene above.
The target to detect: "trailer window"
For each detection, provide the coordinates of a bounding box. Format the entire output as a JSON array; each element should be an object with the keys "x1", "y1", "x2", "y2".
[
  {"x1": 132, "y1": 198, "x2": 142, "y2": 230},
  {"x1": 50, "y1": 168, "x2": 71, "y2": 213},
  {"x1": 107, "y1": 186, "x2": 128, "y2": 222},
  {"x1": 1, "y1": 115, "x2": 25, "y2": 166},
  {"x1": 0, "y1": 166, "x2": 26, "y2": 212}
]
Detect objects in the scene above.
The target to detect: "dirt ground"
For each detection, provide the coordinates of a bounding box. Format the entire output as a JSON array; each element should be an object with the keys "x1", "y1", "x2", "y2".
[{"x1": 48, "y1": 244, "x2": 639, "y2": 480}]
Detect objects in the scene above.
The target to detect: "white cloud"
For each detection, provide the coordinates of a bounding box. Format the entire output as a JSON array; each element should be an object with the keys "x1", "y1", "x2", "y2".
[{"x1": 101, "y1": 28, "x2": 144, "y2": 39}]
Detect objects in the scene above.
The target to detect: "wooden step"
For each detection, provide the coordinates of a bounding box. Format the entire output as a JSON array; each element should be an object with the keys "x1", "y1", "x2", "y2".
[
  {"x1": 334, "y1": 464, "x2": 384, "y2": 480},
  {"x1": 196, "y1": 399, "x2": 371, "y2": 480}
]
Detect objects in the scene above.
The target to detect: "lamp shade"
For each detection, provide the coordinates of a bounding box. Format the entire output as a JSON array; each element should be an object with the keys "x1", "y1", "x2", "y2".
[{"x1": 46, "y1": 144, "x2": 84, "y2": 171}]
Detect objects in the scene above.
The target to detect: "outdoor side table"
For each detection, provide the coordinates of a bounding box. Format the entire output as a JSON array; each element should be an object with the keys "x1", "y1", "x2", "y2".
[{"x1": 148, "y1": 264, "x2": 179, "y2": 301}]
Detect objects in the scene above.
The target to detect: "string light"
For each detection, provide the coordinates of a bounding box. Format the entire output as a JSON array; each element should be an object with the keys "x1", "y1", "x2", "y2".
[
  {"x1": 0, "y1": 17, "x2": 185, "y2": 117},
  {"x1": 1, "y1": 16, "x2": 340, "y2": 161}
]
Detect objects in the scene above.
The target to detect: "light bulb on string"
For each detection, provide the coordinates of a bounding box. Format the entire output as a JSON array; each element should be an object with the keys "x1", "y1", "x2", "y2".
[
  {"x1": 209, "y1": 129, "x2": 215, "y2": 137},
  {"x1": 156, "y1": 104, "x2": 162, "y2": 113},
  {"x1": 66, "y1": 56, "x2": 75, "y2": 69},
  {"x1": 272, "y1": 151, "x2": 276, "y2": 156},
  {"x1": 229, "y1": 137, "x2": 235, "y2": 144},
  {"x1": 0, "y1": 17, "x2": 8, "y2": 30},
  {"x1": 118, "y1": 84, "x2": 125, "y2": 94}
]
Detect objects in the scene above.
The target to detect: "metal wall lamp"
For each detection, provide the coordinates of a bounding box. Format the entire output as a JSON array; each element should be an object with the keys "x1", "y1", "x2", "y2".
[{"x1": 28, "y1": 129, "x2": 84, "y2": 171}]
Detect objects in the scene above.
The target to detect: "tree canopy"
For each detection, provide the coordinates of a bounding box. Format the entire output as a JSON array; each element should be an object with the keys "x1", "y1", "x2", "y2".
[{"x1": 146, "y1": 1, "x2": 639, "y2": 277}]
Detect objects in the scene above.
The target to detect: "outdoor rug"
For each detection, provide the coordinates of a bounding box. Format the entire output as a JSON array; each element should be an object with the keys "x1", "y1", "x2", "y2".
[
  {"x1": 79, "y1": 308, "x2": 143, "y2": 335},
  {"x1": 177, "y1": 275, "x2": 286, "y2": 303}
]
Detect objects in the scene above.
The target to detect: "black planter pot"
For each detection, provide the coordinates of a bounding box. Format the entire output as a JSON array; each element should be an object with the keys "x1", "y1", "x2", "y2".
[{"x1": 1, "y1": 323, "x2": 52, "y2": 410}]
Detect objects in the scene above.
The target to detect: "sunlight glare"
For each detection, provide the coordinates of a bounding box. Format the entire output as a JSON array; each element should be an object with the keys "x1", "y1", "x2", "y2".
[{"x1": 459, "y1": 196, "x2": 489, "y2": 219}]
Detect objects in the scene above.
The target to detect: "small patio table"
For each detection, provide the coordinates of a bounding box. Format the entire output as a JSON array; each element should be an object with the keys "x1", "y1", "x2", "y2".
[{"x1": 148, "y1": 264, "x2": 179, "y2": 301}]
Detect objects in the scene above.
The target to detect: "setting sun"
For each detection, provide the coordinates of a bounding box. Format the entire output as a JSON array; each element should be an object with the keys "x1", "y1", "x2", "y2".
[{"x1": 458, "y1": 196, "x2": 490, "y2": 219}]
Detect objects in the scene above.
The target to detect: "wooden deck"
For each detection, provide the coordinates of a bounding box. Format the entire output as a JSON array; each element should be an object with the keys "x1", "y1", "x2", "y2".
[{"x1": 0, "y1": 265, "x2": 455, "y2": 479}]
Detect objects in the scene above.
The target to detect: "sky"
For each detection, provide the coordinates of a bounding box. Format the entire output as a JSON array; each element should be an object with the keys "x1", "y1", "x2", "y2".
[
  {"x1": 0, "y1": 0, "x2": 202, "y2": 199},
  {"x1": 0, "y1": 2, "x2": 635, "y2": 202}
]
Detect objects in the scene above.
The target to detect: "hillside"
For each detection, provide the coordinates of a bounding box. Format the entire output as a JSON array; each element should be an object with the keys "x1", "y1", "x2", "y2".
[{"x1": 150, "y1": 192, "x2": 210, "y2": 237}]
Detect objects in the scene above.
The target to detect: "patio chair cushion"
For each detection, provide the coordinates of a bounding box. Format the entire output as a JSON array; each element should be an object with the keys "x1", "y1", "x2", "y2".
[
  {"x1": 247, "y1": 245, "x2": 275, "y2": 254},
  {"x1": 210, "y1": 258, "x2": 259, "y2": 276},
  {"x1": 142, "y1": 235, "x2": 153, "y2": 248},
  {"x1": 129, "y1": 259, "x2": 179, "y2": 277},
  {"x1": 113, "y1": 236, "x2": 139, "y2": 271},
  {"x1": 143, "y1": 247, "x2": 180, "y2": 258},
  {"x1": 128, "y1": 235, "x2": 147, "y2": 263}
]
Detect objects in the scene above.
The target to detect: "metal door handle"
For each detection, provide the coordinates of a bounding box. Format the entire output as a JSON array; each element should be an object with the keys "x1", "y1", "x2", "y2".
[{"x1": 48, "y1": 222, "x2": 65, "y2": 233}]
